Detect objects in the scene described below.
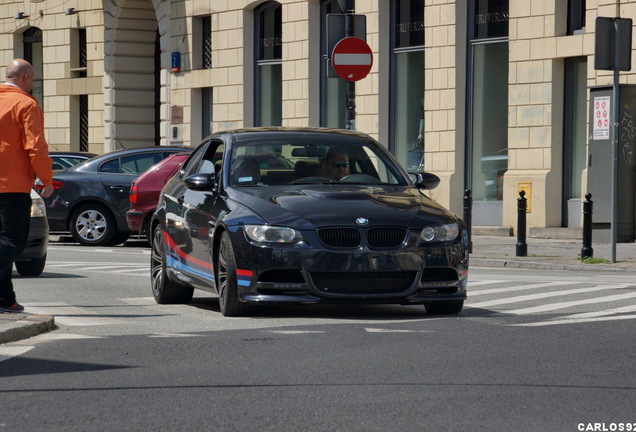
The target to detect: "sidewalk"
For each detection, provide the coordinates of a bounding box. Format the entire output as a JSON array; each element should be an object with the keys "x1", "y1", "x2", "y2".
[
  {"x1": 471, "y1": 235, "x2": 636, "y2": 272},
  {"x1": 2, "y1": 234, "x2": 636, "y2": 346}
]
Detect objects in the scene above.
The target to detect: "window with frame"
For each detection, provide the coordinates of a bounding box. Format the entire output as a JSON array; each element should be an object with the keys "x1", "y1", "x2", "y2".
[
  {"x1": 202, "y1": 87, "x2": 213, "y2": 138},
  {"x1": 255, "y1": 1, "x2": 282, "y2": 126},
  {"x1": 193, "y1": 15, "x2": 213, "y2": 70},
  {"x1": 202, "y1": 16, "x2": 212, "y2": 69},
  {"x1": 567, "y1": 0, "x2": 586, "y2": 35},
  {"x1": 71, "y1": 28, "x2": 87, "y2": 78},
  {"x1": 22, "y1": 27, "x2": 43, "y2": 107},
  {"x1": 79, "y1": 94, "x2": 89, "y2": 152}
]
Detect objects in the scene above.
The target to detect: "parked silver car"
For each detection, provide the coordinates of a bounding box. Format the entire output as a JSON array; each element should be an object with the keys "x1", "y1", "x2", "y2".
[{"x1": 15, "y1": 190, "x2": 49, "y2": 276}]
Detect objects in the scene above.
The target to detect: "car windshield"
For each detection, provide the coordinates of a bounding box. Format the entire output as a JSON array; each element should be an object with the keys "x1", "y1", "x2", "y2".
[{"x1": 229, "y1": 135, "x2": 407, "y2": 187}]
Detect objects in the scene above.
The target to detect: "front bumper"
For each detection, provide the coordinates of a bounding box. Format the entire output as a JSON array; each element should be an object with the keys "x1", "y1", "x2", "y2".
[
  {"x1": 17, "y1": 217, "x2": 49, "y2": 261},
  {"x1": 227, "y1": 227, "x2": 468, "y2": 305}
]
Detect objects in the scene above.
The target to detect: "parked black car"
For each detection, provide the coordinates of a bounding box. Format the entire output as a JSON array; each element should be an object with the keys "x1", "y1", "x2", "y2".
[
  {"x1": 44, "y1": 146, "x2": 190, "y2": 246},
  {"x1": 150, "y1": 128, "x2": 469, "y2": 317}
]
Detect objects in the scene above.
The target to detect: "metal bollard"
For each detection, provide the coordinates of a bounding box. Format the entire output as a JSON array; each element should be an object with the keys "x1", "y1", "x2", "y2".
[
  {"x1": 516, "y1": 190, "x2": 528, "y2": 257},
  {"x1": 463, "y1": 189, "x2": 473, "y2": 253},
  {"x1": 581, "y1": 193, "x2": 594, "y2": 259}
]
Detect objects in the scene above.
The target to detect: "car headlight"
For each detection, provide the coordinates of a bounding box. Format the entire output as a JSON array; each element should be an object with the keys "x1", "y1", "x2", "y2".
[
  {"x1": 31, "y1": 197, "x2": 46, "y2": 217},
  {"x1": 244, "y1": 225, "x2": 303, "y2": 244},
  {"x1": 419, "y1": 223, "x2": 459, "y2": 243}
]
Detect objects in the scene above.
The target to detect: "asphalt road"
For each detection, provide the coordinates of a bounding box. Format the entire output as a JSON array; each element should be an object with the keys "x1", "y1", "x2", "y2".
[{"x1": 1, "y1": 241, "x2": 635, "y2": 432}]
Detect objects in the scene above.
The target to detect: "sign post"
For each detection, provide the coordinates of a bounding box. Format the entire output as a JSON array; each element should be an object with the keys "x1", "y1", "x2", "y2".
[{"x1": 594, "y1": 17, "x2": 632, "y2": 262}]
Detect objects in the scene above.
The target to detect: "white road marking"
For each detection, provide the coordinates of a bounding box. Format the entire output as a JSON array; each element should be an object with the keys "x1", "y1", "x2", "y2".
[
  {"x1": 513, "y1": 314, "x2": 636, "y2": 327},
  {"x1": 497, "y1": 291, "x2": 636, "y2": 315},
  {"x1": 469, "y1": 281, "x2": 579, "y2": 296},
  {"x1": 467, "y1": 280, "x2": 511, "y2": 287},
  {"x1": 269, "y1": 330, "x2": 326, "y2": 334},
  {"x1": 149, "y1": 333, "x2": 201, "y2": 338},
  {"x1": 468, "y1": 284, "x2": 631, "y2": 309}
]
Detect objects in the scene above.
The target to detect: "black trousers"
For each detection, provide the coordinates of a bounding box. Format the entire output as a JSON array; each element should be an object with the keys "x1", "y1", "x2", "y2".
[{"x1": 0, "y1": 193, "x2": 32, "y2": 308}]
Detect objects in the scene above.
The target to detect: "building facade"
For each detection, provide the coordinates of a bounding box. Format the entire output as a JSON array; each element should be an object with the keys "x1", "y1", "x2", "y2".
[{"x1": 1, "y1": 0, "x2": 635, "y2": 239}]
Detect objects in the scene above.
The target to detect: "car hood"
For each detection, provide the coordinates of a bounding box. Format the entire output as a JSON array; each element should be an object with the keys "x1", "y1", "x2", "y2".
[{"x1": 226, "y1": 185, "x2": 457, "y2": 229}]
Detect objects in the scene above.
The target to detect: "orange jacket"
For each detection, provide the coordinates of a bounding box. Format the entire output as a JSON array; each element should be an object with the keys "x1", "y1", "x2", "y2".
[{"x1": 0, "y1": 84, "x2": 53, "y2": 193}]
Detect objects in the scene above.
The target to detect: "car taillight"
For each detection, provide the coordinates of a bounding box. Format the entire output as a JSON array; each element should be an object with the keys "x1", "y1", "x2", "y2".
[
  {"x1": 52, "y1": 180, "x2": 64, "y2": 189},
  {"x1": 130, "y1": 185, "x2": 138, "y2": 204}
]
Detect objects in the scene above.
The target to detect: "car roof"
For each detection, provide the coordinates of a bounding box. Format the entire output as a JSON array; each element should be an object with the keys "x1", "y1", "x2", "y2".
[
  {"x1": 204, "y1": 127, "x2": 373, "y2": 142},
  {"x1": 50, "y1": 151, "x2": 98, "y2": 157},
  {"x1": 61, "y1": 146, "x2": 192, "y2": 172}
]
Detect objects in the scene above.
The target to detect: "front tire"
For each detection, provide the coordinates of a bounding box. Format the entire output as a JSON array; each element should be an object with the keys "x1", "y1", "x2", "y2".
[
  {"x1": 150, "y1": 225, "x2": 193, "y2": 304},
  {"x1": 424, "y1": 300, "x2": 464, "y2": 315},
  {"x1": 70, "y1": 204, "x2": 117, "y2": 246},
  {"x1": 216, "y1": 231, "x2": 248, "y2": 317},
  {"x1": 15, "y1": 254, "x2": 47, "y2": 277}
]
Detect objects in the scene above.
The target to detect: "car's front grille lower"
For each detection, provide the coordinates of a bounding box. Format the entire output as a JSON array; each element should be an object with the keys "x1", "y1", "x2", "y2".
[
  {"x1": 311, "y1": 271, "x2": 416, "y2": 295},
  {"x1": 317, "y1": 227, "x2": 408, "y2": 249}
]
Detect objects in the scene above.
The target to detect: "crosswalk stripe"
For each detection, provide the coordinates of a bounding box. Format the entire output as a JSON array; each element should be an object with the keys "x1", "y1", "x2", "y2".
[
  {"x1": 560, "y1": 304, "x2": 636, "y2": 319},
  {"x1": 513, "y1": 314, "x2": 636, "y2": 327},
  {"x1": 469, "y1": 281, "x2": 579, "y2": 296},
  {"x1": 467, "y1": 280, "x2": 511, "y2": 287},
  {"x1": 467, "y1": 284, "x2": 630, "y2": 309},
  {"x1": 496, "y1": 291, "x2": 636, "y2": 315}
]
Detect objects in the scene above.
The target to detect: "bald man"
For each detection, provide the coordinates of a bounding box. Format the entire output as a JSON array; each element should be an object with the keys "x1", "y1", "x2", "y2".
[{"x1": 0, "y1": 59, "x2": 53, "y2": 312}]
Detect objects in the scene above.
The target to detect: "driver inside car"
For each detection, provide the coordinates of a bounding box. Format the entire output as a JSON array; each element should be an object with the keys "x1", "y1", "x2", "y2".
[{"x1": 319, "y1": 147, "x2": 350, "y2": 180}]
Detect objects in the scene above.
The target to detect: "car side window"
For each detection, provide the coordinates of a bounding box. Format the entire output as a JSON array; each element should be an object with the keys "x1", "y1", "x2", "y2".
[
  {"x1": 99, "y1": 158, "x2": 119, "y2": 173},
  {"x1": 121, "y1": 153, "x2": 163, "y2": 174},
  {"x1": 181, "y1": 146, "x2": 207, "y2": 178},
  {"x1": 200, "y1": 142, "x2": 223, "y2": 175}
]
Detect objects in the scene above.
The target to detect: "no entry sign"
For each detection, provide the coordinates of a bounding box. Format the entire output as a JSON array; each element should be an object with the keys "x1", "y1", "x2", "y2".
[{"x1": 331, "y1": 37, "x2": 373, "y2": 82}]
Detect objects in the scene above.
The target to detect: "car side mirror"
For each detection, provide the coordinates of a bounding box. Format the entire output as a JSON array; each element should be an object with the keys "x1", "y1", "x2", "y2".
[
  {"x1": 410, "y1": 172, "x2": 441, "y2": 190},
  {"x1": 185, "y1": 173, "x2": 216, "y2": 191}
]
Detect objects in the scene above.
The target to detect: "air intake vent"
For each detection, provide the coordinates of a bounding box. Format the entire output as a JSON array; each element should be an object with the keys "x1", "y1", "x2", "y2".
[
  {"x1": 368, "y1": 227, "x2": 408, "y2": 249},
  {"x1": 317, "y1": 227, "x2": 361, "y2": 248}
]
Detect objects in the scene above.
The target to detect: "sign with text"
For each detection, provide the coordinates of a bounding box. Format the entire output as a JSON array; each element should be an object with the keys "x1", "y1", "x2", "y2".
[{"x1": 593, "y1": 96, "x2": 611, "y2": 140}]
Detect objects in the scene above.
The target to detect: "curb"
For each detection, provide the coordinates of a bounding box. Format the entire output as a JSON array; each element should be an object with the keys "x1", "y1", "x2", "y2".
[
  {"x1": 471, "y1": 257, "x2": 634, "y2": 272},
  {"x1": 0, "y1": 314, "x2": 55, "y2": 345}
]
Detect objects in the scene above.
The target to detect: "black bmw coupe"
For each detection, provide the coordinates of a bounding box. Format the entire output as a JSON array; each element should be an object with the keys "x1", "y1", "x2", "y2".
[{"x1": 151, "y1": 128, "x2": 469, "y2": 316}]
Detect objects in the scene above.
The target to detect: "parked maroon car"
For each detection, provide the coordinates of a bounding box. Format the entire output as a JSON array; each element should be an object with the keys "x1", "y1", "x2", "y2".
[{"x1": 126, "y1": 152, "x2": 191, "y2": 241}]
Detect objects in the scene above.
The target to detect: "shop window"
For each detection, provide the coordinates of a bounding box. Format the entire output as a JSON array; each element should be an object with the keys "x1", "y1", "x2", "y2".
[
  {"x1": 562, "y1": 57, "x2": 587, "y2": 226},
  {"x1": 255, "y1": 1, "x2": 282, "y2": 126},
  {"x1": 391, "y1": 0, "x2": 425, "y2": 171},
  {"x1": 320, "y1": 0, "x2": 346, "y2": 128},
  {"x1": 468, "y1": 0, "x2": 509, "y2": 204}
]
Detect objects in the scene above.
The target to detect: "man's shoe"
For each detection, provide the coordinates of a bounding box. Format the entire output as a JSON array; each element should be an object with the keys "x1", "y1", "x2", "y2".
[{"x1": 0, "y1": 302, "x2": 25, "y2": 313}]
